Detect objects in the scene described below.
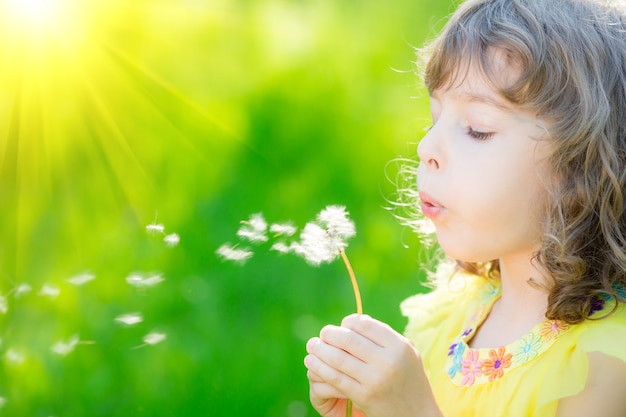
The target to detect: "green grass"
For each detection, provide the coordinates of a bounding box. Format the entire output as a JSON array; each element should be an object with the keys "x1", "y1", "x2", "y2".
[{"x1": 0, "y1": 1, "x2": 453, "y2": 415}]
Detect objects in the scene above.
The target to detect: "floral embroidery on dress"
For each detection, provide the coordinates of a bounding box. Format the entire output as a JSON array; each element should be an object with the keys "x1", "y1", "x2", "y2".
[
  {"x1": 479, "y1": 283, "x2": 500, "y2": 304},
  {"x1": 446, "y1": 282, "x2": 579, "y2": 386},
  {"x1": 539, "y1": 320, "x2": 569, "y2": 341},
  {"x1": 447, "y1": 342, "x2": 465, "y2": 378},
  {"x1": 513, "y1": 333, "x2": 543, "y2": 363},
  {"x1": 481, "y1": 346, "x2": 512, "y2": 381},
  {"x1": 461, "y1": 350, "x2": 482, "y2": 386}
]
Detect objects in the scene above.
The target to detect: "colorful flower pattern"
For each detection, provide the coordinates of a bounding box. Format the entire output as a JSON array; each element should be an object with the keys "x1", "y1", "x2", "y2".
[
  {"x1": 461, "y1": 350, "x2": 483, "y2": 386},
  {"x1": 447, "y1": 342, "x2": 465, "y2": 378},
  {"x1": 446, "y1": 284, "x2": 583, "y2": 386},
  {"x1": 482, "y1": 347, "x2": 512, "y2": 381},
  {"x1": 513, "y1": 332, "x2": 543, "y2": 363},
  {"x1": 539, "y1": 320, "x2": 569, "y2": 342}
]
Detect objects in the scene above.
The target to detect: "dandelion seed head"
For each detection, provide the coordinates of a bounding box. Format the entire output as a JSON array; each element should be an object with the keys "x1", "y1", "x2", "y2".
[
  {"x1": 217, "y1": 205, "x2": 355, "y2": 266},
  {"x1": 294, "y1": 222, "x2": 347, "y2": 265},
  {"x1": 237, "y1": 213, "x2": 268, "y2": 243},
  {"x1": 115, "y1": 313, "x2": 143, "y2": 326},
  {"x1": 0, "y1": 397, "x2": 7, "y2": 408},
  {"x1": 270, "y1": 222, "x2": 297, "y2": 237},
  {"x1": 146, "y1": 223, "x2": 165, "y2": 234},
  {"x1": 50, "y1": 334, "x2": 80, "y2": 356},
  {"x1": 66, "y1": 272, "x2": 96, "y2": 286},
  {"x1": 317, "y1": 205, "x2": 356, "y2": 239},
  {"x1": 38, "y1": 284, "x2": 60, "y2": 298},
  {"x1": 216, "y1": 244, "x2": 254, "y2": 263},
  {"x1": 164, "y1": 233, "x2": 180, "y2": 247},
  {"x1": 143, "y1": 331, "x2": 167, "y2": 346},
  {"x1": 126, "y1": 273, "x2": 164, "y2": 289}
]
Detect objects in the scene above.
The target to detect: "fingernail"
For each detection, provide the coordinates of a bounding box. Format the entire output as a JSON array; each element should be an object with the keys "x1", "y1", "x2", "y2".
[
  {"x1": 304, "y1": 354, "x2": 314, "y2": 368},
  {"x1": 306, "y1": 337, "x2": 317, "y2": 353}
]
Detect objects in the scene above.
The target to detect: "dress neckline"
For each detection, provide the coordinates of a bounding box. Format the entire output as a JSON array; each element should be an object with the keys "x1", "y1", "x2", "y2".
[{"x1": 445, "y1": 282, "x2": 571, "y2": 386}]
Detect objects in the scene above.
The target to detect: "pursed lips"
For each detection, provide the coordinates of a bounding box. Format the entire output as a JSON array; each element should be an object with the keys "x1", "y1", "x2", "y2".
[{"x1": 419, "y1": 191, "x2": 445, "y2": 220}]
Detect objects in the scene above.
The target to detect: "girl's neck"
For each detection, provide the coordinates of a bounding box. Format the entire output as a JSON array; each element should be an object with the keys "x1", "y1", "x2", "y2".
[
  {"x1": 468, "y1": 253, "x2": 549, "y2": 349},
  {"x1": 497, "y1": 254, "x2": 548, "y2": 320}
]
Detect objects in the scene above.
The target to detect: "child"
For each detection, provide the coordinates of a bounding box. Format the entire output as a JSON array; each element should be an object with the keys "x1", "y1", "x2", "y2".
[{"x1": 304, "y1": 0, "x2": 626, "y2": 416}]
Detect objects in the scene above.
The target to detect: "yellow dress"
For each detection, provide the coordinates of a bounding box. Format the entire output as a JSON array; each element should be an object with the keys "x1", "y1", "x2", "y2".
[{"x1": 401, "y1": 270, "x2": 626, "y2": 416}]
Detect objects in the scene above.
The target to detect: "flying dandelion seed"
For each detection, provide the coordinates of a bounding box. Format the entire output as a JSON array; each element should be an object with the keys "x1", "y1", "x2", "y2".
[
  {"x1": 38, "y1": 284, "x2": 61, "y2": 298},
  {"x1": 164, "y1": 233, "x2": 180, "y2": 247},
  {"x1": 126, "y1": 273, "x2": 164, "y2": 289},
  {"x1": 66, "y1": 272, "x2": 96, "y2": 286},
  {"x1": 146, "y1": 211, "x2": 165, "y2": 235},
  {"x1": 146, "y1": 223, "x2": 165, "y2": 234},
  {"x1": 50, "y1": 334, "x2": 80, "y2": 356},
  {"x1": 270, "y1": 241, "x2": 292, "y2": 254},
  {"x1": 269, "y1": 222, "x2": 297, "y2": 237},
  {"x1": 14, "y1": 283, "x2": 32, "y2": 298},
  {"x1": 5, "y1": 349, "x2": 24, "y2": 365},
  {"x1": 237, "y1": 213, "x2": 268, "y2": 243},
  {"x1": 215, "y1": 244, "x2": 254, "y2": 263},
  {"x1": 132, "y1": 331, "x2": 167, "y2": 349},
  {"x1": 114, "y1": 313, "x2": 143, "y2": 326},
  {"x1": 143, "y1": 332, "x2": 167, "y2": 345}
]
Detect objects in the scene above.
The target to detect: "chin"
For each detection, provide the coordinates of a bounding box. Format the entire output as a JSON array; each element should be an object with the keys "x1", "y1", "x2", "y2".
[{"x1": 438, "y1": 244, "x2": 494, "y2": 264}]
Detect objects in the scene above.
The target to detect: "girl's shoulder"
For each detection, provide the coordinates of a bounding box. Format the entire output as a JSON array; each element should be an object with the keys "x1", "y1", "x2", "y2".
[
  {"x1": 401, "y1": 262, "x2": 496, "y2": 318},
  {"x1": 528, "y1": 301, "x2": 626, "y2": 414},
  {"x1": 569, "y1": 299, "x2": 626, "y2": 361},
  {"x1": 401, "y1": 264, "x2": 496, "y2": 352}
]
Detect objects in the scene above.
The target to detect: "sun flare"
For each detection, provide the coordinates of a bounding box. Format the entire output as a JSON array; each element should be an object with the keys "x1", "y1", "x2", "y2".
[
  {"x1": 6, "y1": 0, "x2": 67, "y2": 33},
  {"x1": 0, "y1": 0, "x2": 242, "y2": 282}
]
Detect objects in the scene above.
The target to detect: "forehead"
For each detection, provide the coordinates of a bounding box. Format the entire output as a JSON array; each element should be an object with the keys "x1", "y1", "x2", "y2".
[
  {"x1": 430, "y1": 50, "x2": 523, "y2": 111},
  {"x1": 429, "y1": 47, "x2": 521, "y2": 97}
]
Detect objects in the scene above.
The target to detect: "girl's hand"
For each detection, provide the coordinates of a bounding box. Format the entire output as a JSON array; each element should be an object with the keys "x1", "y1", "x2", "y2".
[{"x1": 304, "y1": 314, "x2": 442, "y2": 417}]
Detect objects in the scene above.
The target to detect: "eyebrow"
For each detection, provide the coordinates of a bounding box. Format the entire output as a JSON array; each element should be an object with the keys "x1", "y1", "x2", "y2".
[
  {"x1": 460, "y1": 91, "x2": 515, "y2": 113},
  {"x1": 460, "y1": 91, "x2": 514, "y2": 113},
  {"x1": 430, "y1": 88, "x2": 515, "y2": 113}
]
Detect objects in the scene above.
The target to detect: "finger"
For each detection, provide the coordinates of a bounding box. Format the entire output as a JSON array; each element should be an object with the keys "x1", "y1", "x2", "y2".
[
  {"x1": 341, "y1": 314, "x2": 403, "y2": 348},
  {"x1": 307, "y1": 369, "x2": 349, "y2": 400},
  {"x1": 309, "y1": 379, "x2": 348, "y2": 401},
  {"x1": 308, "y1": 334, "x2": 372, "y2": 379},
  {"x1": 307, "y1": 368, "x2": 324, "y2": 383},
  {"x1": 318, "y1": 324, "x2": 383, "y2": 364},
  {"x1": 304, "y1": 350, "x2": 360, "y2": 394}
]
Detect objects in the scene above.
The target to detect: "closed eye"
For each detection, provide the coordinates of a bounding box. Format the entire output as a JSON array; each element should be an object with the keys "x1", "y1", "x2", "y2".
[{"x1": 467, "y1": 127, "x2": 494, "y2": 140}]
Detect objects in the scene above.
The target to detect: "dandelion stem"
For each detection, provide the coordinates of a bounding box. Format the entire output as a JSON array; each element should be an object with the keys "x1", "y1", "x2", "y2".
[
  {"x1": 340, "y1": 250, "x2": 362, "y2": 315},
  {"x1": 346, "y1": 400, "x2": 353, "y2": 417},
  {"x1": 340, "y1": 249, "x2": 361, "y2": 417}
]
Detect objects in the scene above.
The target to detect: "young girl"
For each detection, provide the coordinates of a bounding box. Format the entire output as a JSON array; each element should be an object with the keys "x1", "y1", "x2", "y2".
[{"x1": 304, "y1": 0, "x2": 626, "y2": 416}]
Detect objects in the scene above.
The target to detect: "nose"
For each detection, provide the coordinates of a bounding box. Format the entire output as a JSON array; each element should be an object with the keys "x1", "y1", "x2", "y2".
[{"x1": 417, "y1": 125, "x2": 442, "y2": 170}]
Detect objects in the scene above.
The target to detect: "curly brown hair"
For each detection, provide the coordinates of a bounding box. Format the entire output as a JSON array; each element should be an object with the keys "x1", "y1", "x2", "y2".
[{"x1": 408, "y1": 0, "x2": 626, "y2": 324}]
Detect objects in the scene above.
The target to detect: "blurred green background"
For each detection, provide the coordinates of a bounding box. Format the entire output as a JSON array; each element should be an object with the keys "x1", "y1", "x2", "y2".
[{"x1": 0, "y1": 0, "x2": 452, "y2": 415}]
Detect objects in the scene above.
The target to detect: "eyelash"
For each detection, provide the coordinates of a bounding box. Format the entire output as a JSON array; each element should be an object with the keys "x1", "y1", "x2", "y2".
[{"x1": 466, "y1": 127, "x2": 494, "y2": 141}]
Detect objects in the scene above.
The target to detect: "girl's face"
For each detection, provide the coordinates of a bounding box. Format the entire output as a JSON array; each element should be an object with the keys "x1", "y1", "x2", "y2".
[{"x1": 417, "y1": 66, "x2": 551, "y2": 264}]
